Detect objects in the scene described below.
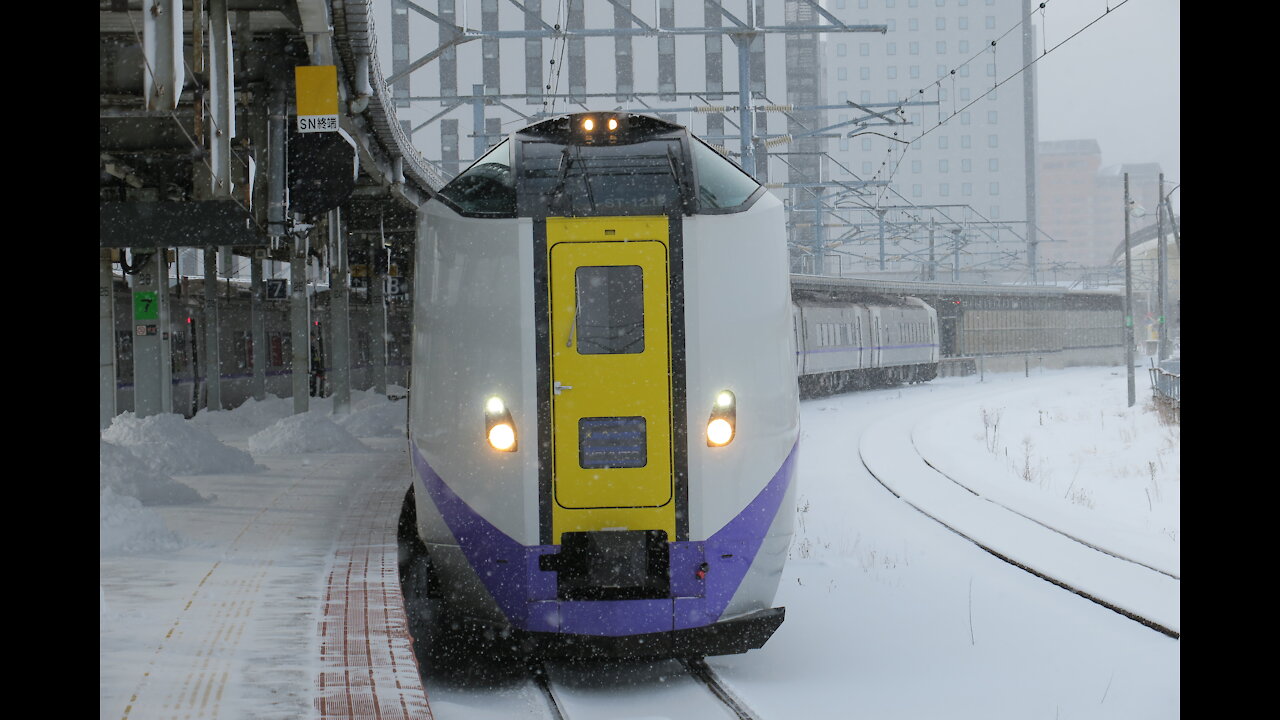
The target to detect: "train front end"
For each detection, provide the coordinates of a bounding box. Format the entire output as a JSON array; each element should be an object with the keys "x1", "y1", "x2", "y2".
[{"x1": 408, "y1": 112, "x2": 799, "y2": 660}]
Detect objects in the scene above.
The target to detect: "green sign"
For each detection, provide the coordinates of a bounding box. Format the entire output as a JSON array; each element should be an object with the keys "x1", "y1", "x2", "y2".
[{"x1": 133, "y1": 291, "x2": 159, "y2": 320}]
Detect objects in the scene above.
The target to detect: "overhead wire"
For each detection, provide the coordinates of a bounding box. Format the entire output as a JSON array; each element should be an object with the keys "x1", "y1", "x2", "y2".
[{"x1": 865, "y1": 0, "x2": 1134, "y2": 206}]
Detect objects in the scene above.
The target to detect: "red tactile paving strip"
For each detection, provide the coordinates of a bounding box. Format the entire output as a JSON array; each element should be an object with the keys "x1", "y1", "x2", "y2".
[{"x1": 315, "y1": 470, "x2": 434, "y2": 720}]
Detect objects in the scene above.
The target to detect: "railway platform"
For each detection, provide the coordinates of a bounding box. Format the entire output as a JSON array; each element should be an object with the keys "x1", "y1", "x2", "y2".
[{"x1": 100, "y1": 415, "x2": 432, "y2": 719}]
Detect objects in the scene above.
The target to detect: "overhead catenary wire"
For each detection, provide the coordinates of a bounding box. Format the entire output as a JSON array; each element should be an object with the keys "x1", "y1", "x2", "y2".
[{"x1": 863, "y1": 0, "x2": 1135, "y2": 205}]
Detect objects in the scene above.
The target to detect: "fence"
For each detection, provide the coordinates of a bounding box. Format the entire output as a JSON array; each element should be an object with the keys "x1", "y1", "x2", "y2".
[{"x1": 1148, "y1": 366, "x2": 1180, "y2": 415}]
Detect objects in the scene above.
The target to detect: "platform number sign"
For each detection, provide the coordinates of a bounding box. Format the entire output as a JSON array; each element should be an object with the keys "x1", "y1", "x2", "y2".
[
  {"x1": 267, "y1": 279, "x2": 288, "y2": 299},
  {"x1": 133, "y1": 291, "x2": 158, "y2": 320}
]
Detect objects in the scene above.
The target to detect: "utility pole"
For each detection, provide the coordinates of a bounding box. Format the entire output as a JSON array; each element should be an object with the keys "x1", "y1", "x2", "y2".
[
  {"x1": 951, "y1": 228, "x2": 962, "y2": 281},
  {"x1": 927, "y1": 222, "x2": 936, "y2": 281},
  {"x1": 1156, "y1": 173, "x2": 1167, "y2": 362},
  {"x1": 877, "y1": 209, "x2": 887, "y2": 270},
  {"x1": 1123, "y1": 173, "x2": 1135, "y2": 408},
  {"x1": 1022, "y1": 0, "x2": 1039, "y2": 284}
]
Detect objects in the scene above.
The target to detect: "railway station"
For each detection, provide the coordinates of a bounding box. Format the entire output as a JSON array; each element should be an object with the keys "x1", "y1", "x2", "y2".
[{"x1": 100, "y1": 2, "x2": 1179, "y2": 717}]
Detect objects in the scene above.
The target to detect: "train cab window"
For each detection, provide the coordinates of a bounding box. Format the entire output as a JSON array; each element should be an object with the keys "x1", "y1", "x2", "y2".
[
  {"x1": 521, "y1": 139, "x2": 685, "y2": 216},
  {"x1": 689, "y1": 136, "x2": 762, "y2": 211},
  {"x1": 436, "y1": 140, "x2": 516, "y2": 216},
  {"x1": 575, "y1": 265, "x2": 644, "y2": 355}
]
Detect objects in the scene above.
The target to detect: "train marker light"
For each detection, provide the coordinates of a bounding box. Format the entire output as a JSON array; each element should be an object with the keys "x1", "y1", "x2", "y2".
[
  {"x1": 707, "y1": 389, "x2": 736, "y2": 447},
  {"x1": 484, "y1": 396, "x2": 518, "y2": 451}
]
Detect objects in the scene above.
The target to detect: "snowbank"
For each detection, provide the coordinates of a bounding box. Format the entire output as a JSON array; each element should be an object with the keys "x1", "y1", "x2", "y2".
[
  {"x1": 102, "y1": 412, "x2": 260, "y2": 475},
  {"x1": 100, "y1": 486, "x2": 185, "y2": 554},
  {"x1": 335, "y1": 398, "x2": 407, "y2": 438},
  {"x1": 99, "y1": 440, "x2": 207, "y2": 505},
  {"x1": 247, "y1": 413, "x2": 370, "y2": 454}
]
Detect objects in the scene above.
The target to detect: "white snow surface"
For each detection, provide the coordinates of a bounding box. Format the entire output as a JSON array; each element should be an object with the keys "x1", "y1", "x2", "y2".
[
  {"x1": 103, "y1": 411, "x2": 260, "y2": 474},
  {"x1": 100, "y1": 369, "x2": 1179, "y2": 719},
  {"x1": 247, "y1": 412, "x2": 371, "y2": 454}
]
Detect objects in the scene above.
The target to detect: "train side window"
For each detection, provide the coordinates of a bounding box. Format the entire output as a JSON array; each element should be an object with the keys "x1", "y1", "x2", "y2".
[
  {"x1": 690, "y1": 136, "x2": 761, "y2": 211},
  {"x1": 436, "y1": 139, "x2": 516, "y2": 216},
  {"x1": 574, "y1": 265, "x2": 645, "y2": 355}
]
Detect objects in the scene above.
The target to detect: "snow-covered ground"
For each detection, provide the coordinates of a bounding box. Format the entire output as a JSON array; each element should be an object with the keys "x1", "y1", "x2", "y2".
[{"x1": 100, "y1": 365, "x2": 1178, "y2": 719}]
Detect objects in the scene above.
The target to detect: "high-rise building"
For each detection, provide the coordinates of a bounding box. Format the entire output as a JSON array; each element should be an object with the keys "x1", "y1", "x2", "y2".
[
  {"x1": 377, "y1": 0, "x2": 857, "y2": 248},
  {"x1": 1037, "y1": 139, "x2": 1164, "y2": 269},
  {"x1": 822, "y1": 0, "x2": 1033, "y2": 274},
  {"x1": 382, "y1": 1, "x2": 817, "y2": 168},
  {"x1": 1037, "y1": 139, "x2": 1103, "y2": 268}
]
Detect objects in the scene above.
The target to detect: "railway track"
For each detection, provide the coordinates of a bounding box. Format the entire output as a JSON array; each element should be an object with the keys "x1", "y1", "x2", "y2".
[
  {"x1": 532, "y1": 657, "x2": 763, "y2": 720},
  {"x1": 858, "y1": 399, "x2": 1180, "y2": 640}
]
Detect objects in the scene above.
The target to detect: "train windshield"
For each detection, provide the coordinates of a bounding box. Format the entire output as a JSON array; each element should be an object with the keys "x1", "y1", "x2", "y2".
[
  {"x1": 521, "y1": 139, "x2": 686, "y2": 217},
  {"x1": 435, "y1": 139, "x2": 516, "y2": 216},
  {"x1": 689, "y1": 136, "x2": 761, "y2": 210}
]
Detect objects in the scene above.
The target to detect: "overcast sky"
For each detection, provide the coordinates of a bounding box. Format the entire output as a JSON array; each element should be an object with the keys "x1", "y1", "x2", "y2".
[{"x1": 1033, "y1": 0, "x2": 1180, "y2": 211}]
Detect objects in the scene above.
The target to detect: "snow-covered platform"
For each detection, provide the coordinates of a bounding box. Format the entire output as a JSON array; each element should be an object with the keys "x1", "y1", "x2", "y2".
[{"x1": 100, "y1": 393, "x2": 433, "y2": 719}]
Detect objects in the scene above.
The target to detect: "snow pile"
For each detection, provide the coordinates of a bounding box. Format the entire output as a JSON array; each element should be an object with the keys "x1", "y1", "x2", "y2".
[
  {"x1": 190, "y1": 394, "x2": 293, "y2": 434},
  {"x1": 103, "y1": 412, "x2": 260, "y2": 475},
  {"x1": 100, "y1": 440, "x2": 207, "y2": 505},
  {"x1": 335, "y1": 398, "x2": 407, "y2": 438},
  {"x1": 100, "y1": 486, "x2": 185, "y2": 554},
  {"x1": 247, "y1": 413, "x2": 370, "y2": 454}
]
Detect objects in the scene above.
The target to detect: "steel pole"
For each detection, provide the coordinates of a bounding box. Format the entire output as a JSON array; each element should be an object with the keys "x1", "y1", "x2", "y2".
[
  {"x1": 1124, "y1": 173, "x2": 1135, "y2": 407},
  {"x1": 1156, "y1": 173, "x2": 1167, "y2": 361}
]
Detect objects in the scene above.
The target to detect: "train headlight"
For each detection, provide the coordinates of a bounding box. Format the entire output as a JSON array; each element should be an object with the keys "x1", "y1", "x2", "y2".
[
  {"x1": 706, "y1": 389, "x2": 736, "y2": 447},
  {"x1": 484, "y1": 396, "x2": 518, "y2": 452},
  {"x1": 488, "y1": 423, "x2": 516, "y2": 451},
  {"x1": 582, "y1": 117, "x2": 595, "y2": 132}
]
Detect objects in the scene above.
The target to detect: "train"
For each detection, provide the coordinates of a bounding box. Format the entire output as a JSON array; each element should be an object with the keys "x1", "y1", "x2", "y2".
[
  {"x1": 792, "y1": 294, "x2": 940, "y2": 397},
  {"x1": 400, "y1": 112, "x2": 801, "y2": 660}
]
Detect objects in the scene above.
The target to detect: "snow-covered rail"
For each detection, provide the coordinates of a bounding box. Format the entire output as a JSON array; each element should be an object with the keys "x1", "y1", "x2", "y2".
[
  {"x1": 532, "y1": 658, "x2": 764, "y2": 720},
  {"x1": 857, "y1": 396, "x2": 1180, "y2": 639}
]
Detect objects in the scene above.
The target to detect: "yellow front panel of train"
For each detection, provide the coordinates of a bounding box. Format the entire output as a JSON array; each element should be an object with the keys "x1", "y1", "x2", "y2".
[{"x1": 548, "y1": 216, "x2": 674, "y2": 542}]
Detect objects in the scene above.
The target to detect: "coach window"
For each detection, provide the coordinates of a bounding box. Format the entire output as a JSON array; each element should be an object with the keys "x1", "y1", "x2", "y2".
[
  {"x1": 575, "y1": 266, "x2": 645, "y2": 355},
  {"x1": 436, "y1": 139, "x2": 516, "y2": 216},
  {"x1": 690, "y1": 136, "x2": 762, "y2": 212}
]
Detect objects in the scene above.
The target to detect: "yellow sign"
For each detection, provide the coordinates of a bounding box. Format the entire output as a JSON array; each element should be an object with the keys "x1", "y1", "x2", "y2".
[{"x1": 295, "y1": 65, "x2": 339, "y2": 133}]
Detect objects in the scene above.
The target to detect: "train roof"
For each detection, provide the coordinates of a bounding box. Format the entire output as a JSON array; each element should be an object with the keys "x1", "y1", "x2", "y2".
[{"x1": 790, "y1": 274, "x2": 1122, "y2": 301}]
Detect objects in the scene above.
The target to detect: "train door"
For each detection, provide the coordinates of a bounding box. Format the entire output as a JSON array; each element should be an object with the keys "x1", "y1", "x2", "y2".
[{"x1": 546, "y1": 216, "x2": 675, "y2": 544}]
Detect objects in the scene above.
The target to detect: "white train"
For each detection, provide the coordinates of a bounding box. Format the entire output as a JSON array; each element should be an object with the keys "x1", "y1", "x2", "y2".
[
  {"x1": 401, "y1": 112, "x2": 800, "y2": 660},
  {"x1": 792, "y1": 295, "x2": 939, "y2": 397}
]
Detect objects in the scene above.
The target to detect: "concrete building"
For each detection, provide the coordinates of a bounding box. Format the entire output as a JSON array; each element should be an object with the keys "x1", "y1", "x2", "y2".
[
  {"x1": 1037, "y1": 139, "x2": 1164, "y2": 269},
  {"x1": 821, "y1": 0, "x2": 1034, "y2": 275},
  {"x1": 377, "y1": 1, "x2": 835, "y2": 183}
]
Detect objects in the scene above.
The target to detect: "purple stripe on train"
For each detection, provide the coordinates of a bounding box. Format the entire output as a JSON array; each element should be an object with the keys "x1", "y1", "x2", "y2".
[{"x1": 411, "y1": 439, "x2": 798, "y2": 636}]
